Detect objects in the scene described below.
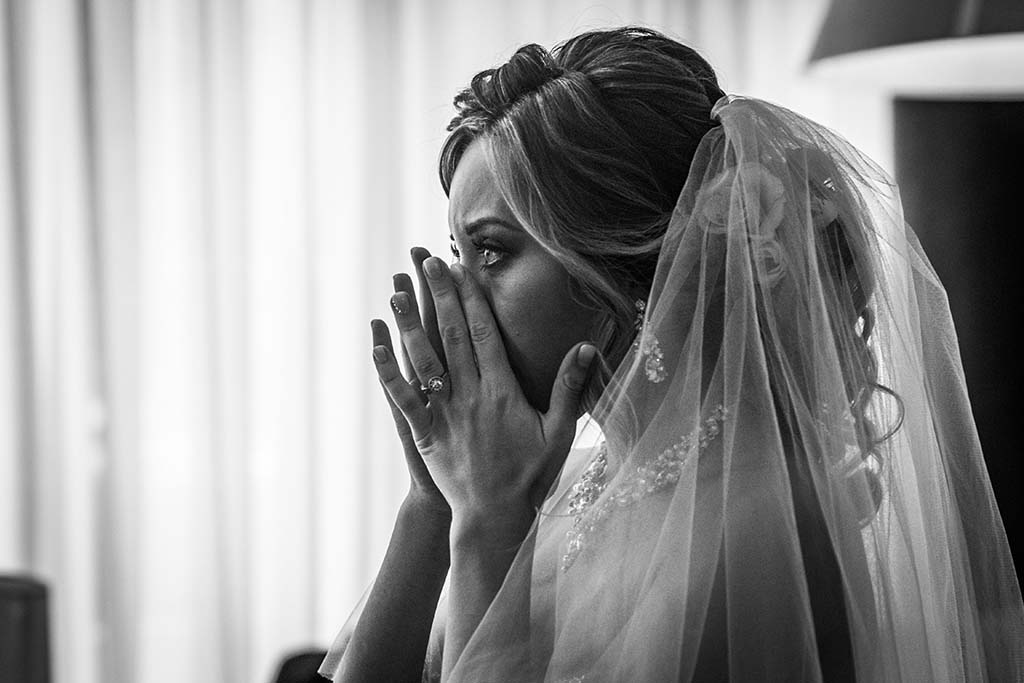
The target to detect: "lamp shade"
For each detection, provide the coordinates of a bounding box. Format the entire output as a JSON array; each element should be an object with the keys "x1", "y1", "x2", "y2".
[{"x1": 808, "y1": 0, "x2": 1024, "y2": 95}]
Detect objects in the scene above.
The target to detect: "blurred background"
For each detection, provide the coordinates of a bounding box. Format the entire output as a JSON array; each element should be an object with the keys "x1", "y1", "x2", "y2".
[{"x1": 0, "y1": 1, "x2": 1020, "y2": 682}]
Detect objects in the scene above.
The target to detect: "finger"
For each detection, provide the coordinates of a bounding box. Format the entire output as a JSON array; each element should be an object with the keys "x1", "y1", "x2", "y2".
[
  {"x1": 372, "y1": 338, "x2": 432, "y2": 438},
  {"x1": 371, "y1": 322, "x2": 438, "y2": 493},
  {"x1": 372, "y1": 318, "x2": 426, "y2": 408},
  {"x1": 390, "y1": 274, "x2": 420, "y2": 380},
  {"x1": 411, "y1": 247, "x2": 446, "y2": 371},
  {"x1": 450, "y1": 262, "x2": 514, "y2": 382},
  {"x1": 542, "y1": 342, "x2": 597, "y2": 444},
  {"x1": 421, "y1": 256, "x2": 477, "y2": 389},
  {"x1": 390, "y1": 289, "x2": 449, "y2": 396}
]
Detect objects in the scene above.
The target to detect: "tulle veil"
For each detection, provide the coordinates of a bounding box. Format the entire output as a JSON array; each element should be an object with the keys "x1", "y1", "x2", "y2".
[{"x1": 324, "y1": 96, "x2": 1024, "y2": 682}]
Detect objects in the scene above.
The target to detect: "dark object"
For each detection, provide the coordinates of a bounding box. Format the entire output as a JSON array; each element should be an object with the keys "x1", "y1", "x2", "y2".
[
  {"x1": 0, "y1": 575, "x2": 50, "y2": 683},
  {"x1": 809, "y1": 0, "x2": 1024, "y2": 61},
  {"x1": 272, "y1": 649, "x2": 329, "y2": 683},
  {"x1": 894, "y1": 98, "x2": 1024, "y2": 584}
]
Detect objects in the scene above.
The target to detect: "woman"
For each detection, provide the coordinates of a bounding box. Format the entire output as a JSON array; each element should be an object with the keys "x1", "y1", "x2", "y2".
[{"x1": 321, "y1": 27, "x2": 1024, "y2": 681}]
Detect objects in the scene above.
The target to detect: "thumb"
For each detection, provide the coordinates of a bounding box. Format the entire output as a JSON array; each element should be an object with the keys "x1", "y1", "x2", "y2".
[{"x1": 543, "y1": 341, "x2": 598, "y2": 441}]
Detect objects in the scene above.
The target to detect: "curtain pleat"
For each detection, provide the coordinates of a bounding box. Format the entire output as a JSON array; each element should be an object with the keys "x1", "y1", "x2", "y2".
[{"x1": 2, "y1": 2, "x2": 105, "y2": 682}]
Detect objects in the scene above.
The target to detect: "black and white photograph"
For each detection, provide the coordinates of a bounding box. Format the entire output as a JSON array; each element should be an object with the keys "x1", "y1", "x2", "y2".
[{"x1": 1, "y1": 1, "x2": 1023, "y2": 681}]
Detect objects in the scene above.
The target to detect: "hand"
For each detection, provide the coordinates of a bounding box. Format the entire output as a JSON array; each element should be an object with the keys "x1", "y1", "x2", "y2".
[
  {"x1": 370, "y1": 319, "x2": 450, "y2": 521},
  {"x1": 370, "y1": 249, "x2": 451, "y2": 520},
  {"x1": 372, "y1": 255, "x2": 597, "y2": 537}
]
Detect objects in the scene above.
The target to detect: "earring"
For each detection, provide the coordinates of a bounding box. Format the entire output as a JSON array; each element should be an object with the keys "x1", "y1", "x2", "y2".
[
  {"x1": 634, "y1": 298, "x2": 646, "y2": 332},
  {"x1": 632, "y1": 298, "x2": 665, "y2": 383}
]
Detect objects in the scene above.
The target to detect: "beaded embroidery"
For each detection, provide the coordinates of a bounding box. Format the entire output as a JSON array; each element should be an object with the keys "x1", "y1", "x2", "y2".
[
  {"x1": 638, "y1": 333, "x2": 666, "y2": 383},
  {"x1": 562, "y1": 406, "x2": 727, "y2": 571}
]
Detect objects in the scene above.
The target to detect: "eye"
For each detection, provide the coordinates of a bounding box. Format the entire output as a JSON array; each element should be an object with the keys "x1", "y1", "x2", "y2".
[
  {"x1": 473, "y1": 240, "x2": 507, "y2": 269},
  {"x1": 450, "y1": 234, "x2": 509, "y2": 270},
  {"x1": 479, "y1": 246, "x2": 503, "y2": 267}
]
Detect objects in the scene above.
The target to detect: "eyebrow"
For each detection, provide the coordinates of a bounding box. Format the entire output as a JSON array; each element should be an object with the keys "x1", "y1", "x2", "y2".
[{"x1": 458, "y1": 216, "x2": 521, "y2": 237}]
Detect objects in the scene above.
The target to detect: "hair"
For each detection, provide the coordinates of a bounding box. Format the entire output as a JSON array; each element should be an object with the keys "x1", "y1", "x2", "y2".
[
  {"x1": 815, "y1": 182, "x2": 904, "y2": 520},
  {"x1": 439, "y1": 27, "x2": 726, "y2": 384}
]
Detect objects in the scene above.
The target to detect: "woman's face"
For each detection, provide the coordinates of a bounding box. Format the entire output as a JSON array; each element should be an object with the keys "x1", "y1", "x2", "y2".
[{"x1": 447, "y1": 138, "x2": 601, "y2": 412}]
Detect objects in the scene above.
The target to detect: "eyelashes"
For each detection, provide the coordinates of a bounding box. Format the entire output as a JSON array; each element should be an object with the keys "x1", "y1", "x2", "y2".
[
  {"x1": 449, "y1": 239, "x2": 507, "y2": 269},
  {"x1": 478, "y1": 246, "x2": 504, "y2": 267}
]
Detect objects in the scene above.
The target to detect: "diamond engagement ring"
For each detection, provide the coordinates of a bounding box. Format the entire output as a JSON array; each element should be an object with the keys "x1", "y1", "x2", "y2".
[{"x1": 421, "y1": 373, "x2": 448, "y2": 395}]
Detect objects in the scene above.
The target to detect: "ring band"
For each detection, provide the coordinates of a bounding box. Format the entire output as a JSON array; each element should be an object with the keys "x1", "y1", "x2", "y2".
[{"x1": 420, "y1": 373, "x2": 448, "y2": 395}]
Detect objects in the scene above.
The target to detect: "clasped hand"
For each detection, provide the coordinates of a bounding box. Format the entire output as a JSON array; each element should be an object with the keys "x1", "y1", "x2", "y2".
[{"x1": 370, "y1": 249, "x2": 596, "y2": 536}]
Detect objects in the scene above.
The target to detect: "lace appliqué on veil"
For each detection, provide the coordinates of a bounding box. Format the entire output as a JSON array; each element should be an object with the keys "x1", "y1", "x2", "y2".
[
  {"x1": 635, "y1": 333, "x2": 666, "y2": 383},
  {"x1": 562, "y1": 406, "x2": 727, "y2": 572}
]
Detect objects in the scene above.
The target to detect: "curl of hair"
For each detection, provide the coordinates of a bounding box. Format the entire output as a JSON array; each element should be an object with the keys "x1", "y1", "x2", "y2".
[
  {"x1": 439, "y1": 27, "x2": 726, "y2": 408},
  {"x1": 817, "y1": 204, "x2": 905, "y2": 521}
]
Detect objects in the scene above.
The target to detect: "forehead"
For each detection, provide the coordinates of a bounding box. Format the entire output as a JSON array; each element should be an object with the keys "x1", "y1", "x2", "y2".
[{"x1": 447, "y1": 138, "x2": 517, "y2": 231}]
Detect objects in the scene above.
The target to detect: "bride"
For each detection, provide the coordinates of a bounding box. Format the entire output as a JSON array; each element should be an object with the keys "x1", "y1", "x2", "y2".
[{"x1": 320, "y1": 27, "x2": 1024, "y2": 682}]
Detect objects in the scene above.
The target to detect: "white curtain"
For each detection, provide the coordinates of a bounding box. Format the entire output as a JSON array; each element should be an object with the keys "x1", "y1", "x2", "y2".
[{"x1": 0, "y1": 1, "x2": 890, "y2": 681}]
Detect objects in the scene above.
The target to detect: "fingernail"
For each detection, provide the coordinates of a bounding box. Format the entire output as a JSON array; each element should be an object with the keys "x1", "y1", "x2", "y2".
[
  {"x1": 391, "y1": 292, "x2": 409, "y2": 315},
  {"x1": 423, "y1": 257, "x2": 443, "y2": 280},
  {"x1": 373, "y1": 346, "x2": 388, "y2": 364},
  {"x1": 578, "y1": 343, "x2": 596, "y2": 367},
  {"x1": 450, "y1": 262, "x2": 465, "y2": 284}
]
